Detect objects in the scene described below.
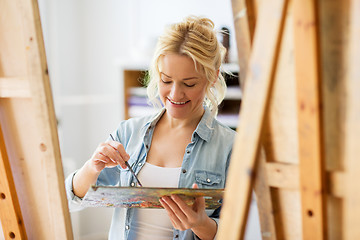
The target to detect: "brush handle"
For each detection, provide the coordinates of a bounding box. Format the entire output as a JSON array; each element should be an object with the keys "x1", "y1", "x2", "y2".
[
  {"x1": 110, "y1": 134, "x2": 143, "y2": 187},
  {"x1": 125, "y1": 161, "x2": 143, "y2": 187}
]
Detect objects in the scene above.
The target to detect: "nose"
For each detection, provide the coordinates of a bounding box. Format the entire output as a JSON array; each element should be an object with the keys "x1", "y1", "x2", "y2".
[{"x1": 169, "y1": 83, "x2": 184, "y2": 100}]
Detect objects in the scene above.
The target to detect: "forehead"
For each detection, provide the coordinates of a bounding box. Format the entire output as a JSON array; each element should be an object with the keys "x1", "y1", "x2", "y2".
[{"x1": 159, "y1": 54, "x2": 203, "y2": 78}]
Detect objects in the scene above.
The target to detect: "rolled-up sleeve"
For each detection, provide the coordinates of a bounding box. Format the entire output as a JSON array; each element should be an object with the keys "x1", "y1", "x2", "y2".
[{"x1": 65, "y1": 171, "x2": 85, "y2": 212}]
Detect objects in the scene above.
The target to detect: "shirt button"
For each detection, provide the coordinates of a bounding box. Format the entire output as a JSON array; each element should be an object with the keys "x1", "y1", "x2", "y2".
[
  {"x1": 207, "y1": 178, "x2": 211, "y2": 183},
  {"x1": 186, "y1": 150, "x2": 190, "y2": 154},
  {"x1": 182, "y1": 169, "x2": 187, "y2": 174},
  {"x1": 131, "y1": 182, "x2": 135, "y2": 187},
  {"x1": 125, "y1": 225, "x2": 130, "y2": 230},
  {"x1": 175, "y1": 234, "x2": 179, "y2": 238},
  {"x1": 138, "y1": 162, "x2": 142, "y2": 167},
  {"x1": 146, "y1": 145, "x2": 149, "y2": 149}
]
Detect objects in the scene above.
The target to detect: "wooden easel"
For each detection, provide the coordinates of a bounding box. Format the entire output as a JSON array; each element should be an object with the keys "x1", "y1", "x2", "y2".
[
  {"x1": 219, "y1": 0, "x2": 360, "y2": 239},
  {"x1": 0, "y1": 0, "x2": 72, "y2": 239}
]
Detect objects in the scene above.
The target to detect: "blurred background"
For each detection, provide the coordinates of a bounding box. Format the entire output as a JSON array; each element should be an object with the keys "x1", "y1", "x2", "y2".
[{"x1": 34, "y1": 0, "x2": 260, "y2": 239}]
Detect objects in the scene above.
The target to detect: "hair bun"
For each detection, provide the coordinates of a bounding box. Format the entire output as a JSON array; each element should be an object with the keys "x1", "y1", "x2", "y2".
[{"x1": 184, "y1": 15, "x2": 215, "y2": 30}]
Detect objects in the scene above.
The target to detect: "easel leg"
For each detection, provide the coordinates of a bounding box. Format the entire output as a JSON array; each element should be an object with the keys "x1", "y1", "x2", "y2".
[
  {"x1": 218, "y1": 0, "x2": 289, "y2": 239},
  {"x1": 0, "y1": 123, "x2": 27, "y2": 240}
]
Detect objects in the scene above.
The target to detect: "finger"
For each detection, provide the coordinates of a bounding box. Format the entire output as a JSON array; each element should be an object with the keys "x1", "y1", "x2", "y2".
[
  {"x1": 91, "y1": 150, "x2": 114, "y2": 165},
  {"x1": 161, "y1": 196, "x2": 187, "y2": 222},
  {"x1": 108, "y1": 142, "x2": 130, "y2": 168},
  {"x1": 96, "y1": 150, "x2": 116, "y2": 164},
  {"x1": 159, "y1": 198, "x2": 180, "y2": 229},
  {"x1": 96, "y1": 143, "x2": 118, "y2": 164},
  {"x1": 98, "y1": 152, "x2": 118, "y2": 166},
  {"x1": 91, "y1": 153, "x2": 115, "y2": 172},
  {"x1": 194, "y1": 195, "x2": 206, "y2": 212},
  {"x1": 191, "y1": 183, "x2": 205, "y2": 211},
  {"x1": 100, "y1": 144, "x2": 127, "y2": 168},
  {"x1": 94, "y1": 159, "x2": 107, "y2": 164},
  {"x1": 170, "y1": 195, "x2": 196, "y2": 218},
  {"x1": 109, "y1": 141, "x2": 130, "y2": 161},
  {"x1": 160, "y1": 197, "x2": 183, "y2": 230},
  {"x1": 160, "y1": 198, "x2": 177, "y2": 221},
  {"x1": 103, "y1": 143, "x2": 122, "y2": 163},
  {"x1": 164, "y1": 195, "x2": 192, "y2": 227}
]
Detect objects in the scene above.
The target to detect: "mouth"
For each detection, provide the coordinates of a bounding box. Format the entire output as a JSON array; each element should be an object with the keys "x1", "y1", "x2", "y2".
[{"x1": 167, "y1": 98, "x2": 190, "y2": 105}]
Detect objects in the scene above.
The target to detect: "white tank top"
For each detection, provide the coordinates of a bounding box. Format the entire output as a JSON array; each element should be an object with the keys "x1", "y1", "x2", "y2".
[{"x1": 128, "y1": 162, "x2": 182, "y2": 240}]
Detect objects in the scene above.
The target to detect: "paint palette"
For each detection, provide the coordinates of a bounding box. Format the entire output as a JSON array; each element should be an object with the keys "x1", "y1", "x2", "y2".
[{"x1": 81, "y1": 185, "x2": 224, "y2": 209}]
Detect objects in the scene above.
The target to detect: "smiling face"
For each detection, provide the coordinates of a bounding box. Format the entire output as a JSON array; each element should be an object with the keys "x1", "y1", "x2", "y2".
[{"x1": 158, "y1": 54, "x2": 208, "y2": 120}]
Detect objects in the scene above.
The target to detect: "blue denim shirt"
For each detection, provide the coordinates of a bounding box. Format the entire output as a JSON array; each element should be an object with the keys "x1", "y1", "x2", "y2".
[{"x1": 65, "y1": 106, "x2": 236, "y2": 240}]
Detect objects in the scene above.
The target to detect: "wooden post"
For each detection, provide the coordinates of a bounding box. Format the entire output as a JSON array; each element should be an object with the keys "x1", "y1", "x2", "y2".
[
  {"x1": 293, "y1": 0, "x2": 327, "y2": 239},
  {"x1": 0, "y1": 0, "x2": 73, "y2": 238},
  {"x1": 218, "y1": 0, "x2": 289, "y2": 238},
  {"x1": 231, "y1": 0, "x2": 256, "y2": 86}
]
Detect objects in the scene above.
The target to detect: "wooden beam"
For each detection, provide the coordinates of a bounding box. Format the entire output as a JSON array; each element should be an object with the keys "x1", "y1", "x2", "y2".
[
  {"x1": 254, "y1": 150, "x2": 277, "y2": 240},
  {"x1": 264, "y1": 162, "x2": 344, "y2": 198},
  {"x1": 293, "y1": 0, "x2": 327, "y2": 238},
  {"x1": 218, "y1": 0, "x2": 289, "y2": 239},
  {"x1": 265, "y1": 162, "x2": 299, "y2": 190},
  {"x1": 231, "y1": 0, "x2": 255, "y2": 86},
  {"x1": 326, "y1": 170, "x2": 344, "y2": 199},
  {"x1": 0, "y1": 77, "x2": 31, "y2": 98},
  {"x1": 344, "y1": 0, "x2": 360, "y2": 239},
  {"x1": 0, "y1": 123, "x2": 27, "y2": 240}
]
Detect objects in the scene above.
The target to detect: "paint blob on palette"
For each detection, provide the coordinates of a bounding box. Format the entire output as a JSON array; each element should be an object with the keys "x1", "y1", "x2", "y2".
[{"x1": 81, "y1": 185, "x2": 224, "y2": 209}]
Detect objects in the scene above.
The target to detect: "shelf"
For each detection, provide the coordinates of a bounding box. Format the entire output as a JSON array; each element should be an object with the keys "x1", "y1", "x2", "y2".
[{"x1": 129, "y1": 87, "x2": 147, "y2": 97}]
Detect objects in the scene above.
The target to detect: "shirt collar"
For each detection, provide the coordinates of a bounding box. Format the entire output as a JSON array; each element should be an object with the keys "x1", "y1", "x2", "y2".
[
  {"x1": 142, "y1": 106, "x2": 215, "y2": 142},
  {"x1": 141, "y1": 108, "x2": 166, "y2": 131},
  {"x1": 193, "y1": 106, "x2": 214, "y2": 142}
]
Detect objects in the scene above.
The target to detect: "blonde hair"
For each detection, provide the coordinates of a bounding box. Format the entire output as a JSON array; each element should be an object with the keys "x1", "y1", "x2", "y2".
[{"x1": 146, "y1": 16, "x2": 227, "y2": 116}]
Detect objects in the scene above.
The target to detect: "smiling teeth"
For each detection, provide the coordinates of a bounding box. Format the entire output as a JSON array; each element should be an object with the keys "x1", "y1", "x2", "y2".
[{"x1": 169, "y1": 99, "x2": 187, "y2": 105}]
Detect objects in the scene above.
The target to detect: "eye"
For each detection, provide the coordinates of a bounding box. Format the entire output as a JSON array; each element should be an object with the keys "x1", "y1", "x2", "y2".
[
  {"x1": 185, "y1": 83, "x2": 195, "y2": 87},
  {"x1": 161, "y1": 79, "x2": 171, "y2": 84}
]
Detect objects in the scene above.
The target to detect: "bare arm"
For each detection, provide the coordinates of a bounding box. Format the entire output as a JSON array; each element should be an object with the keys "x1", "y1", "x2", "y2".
[{"x1": 72, "y1": 160, "x2": 101, "y2": 198}]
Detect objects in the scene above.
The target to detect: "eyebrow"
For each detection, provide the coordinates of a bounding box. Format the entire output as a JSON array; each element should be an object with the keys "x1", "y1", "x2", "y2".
[{"x1": 160, "y1": 72, "x2": 198, "y2": 80}]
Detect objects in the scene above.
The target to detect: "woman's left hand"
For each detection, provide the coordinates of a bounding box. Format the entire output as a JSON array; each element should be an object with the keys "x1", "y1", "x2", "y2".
[
  {"x1": 159, "y1": 183, "x2": 217, "y2": 239},
  {"x1": 160, "y1": 183, "x2": 207, "y2": 230}
]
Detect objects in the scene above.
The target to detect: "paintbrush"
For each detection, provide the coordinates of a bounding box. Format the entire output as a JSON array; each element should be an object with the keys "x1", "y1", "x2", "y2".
[{"x1": 110, "y1": 134, "x2": 143, "y2": 187}]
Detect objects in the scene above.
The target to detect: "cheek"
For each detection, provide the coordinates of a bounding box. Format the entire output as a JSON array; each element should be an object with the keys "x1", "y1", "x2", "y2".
[
  {"x1": 158, "y1": 84, "x2": 169, "y2": 99},
  {"x1": 196, "y1": 85, "x2": 207, "y2": 98},
  {"x1": 190, "y1": 88, "x2": 206, "y2": 101}
]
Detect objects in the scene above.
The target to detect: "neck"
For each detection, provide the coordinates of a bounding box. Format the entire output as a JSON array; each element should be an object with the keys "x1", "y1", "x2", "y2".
[{"x1": 162, "y1": 108, "x2": 205, "y2": 130}]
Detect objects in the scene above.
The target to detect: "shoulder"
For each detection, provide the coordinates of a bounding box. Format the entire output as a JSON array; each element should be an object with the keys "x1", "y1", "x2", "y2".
[{"x1": 211, "y1": 118, "x2": 237, "y2": 142}]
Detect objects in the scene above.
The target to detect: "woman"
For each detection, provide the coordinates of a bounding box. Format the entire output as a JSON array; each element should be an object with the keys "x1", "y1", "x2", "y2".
[{"x1": 65, "y1": 16, "x2": 236, "y2": 240}]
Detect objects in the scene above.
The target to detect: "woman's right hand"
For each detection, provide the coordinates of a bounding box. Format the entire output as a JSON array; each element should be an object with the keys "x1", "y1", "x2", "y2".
[{"x1": 88, "y1": 140, "x2": 130, "y2": 173}]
